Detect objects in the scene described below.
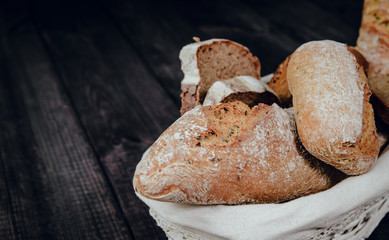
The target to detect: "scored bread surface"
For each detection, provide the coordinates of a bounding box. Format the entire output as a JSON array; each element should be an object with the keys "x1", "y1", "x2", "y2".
[
  {"x1": 133, "y1": 102, "x2": 345, "y2": 205},
  {"x1": 288, "y1": 40, "x2": 380, "y2": 175},
  {"x1": 179, "y1": 39, "x2": 261, "y2": 115}
]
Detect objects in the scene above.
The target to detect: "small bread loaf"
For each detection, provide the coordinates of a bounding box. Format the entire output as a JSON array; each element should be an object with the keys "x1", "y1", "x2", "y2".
[
  {"x1": 267, "y1": 56, "x2": 292, "y2": 107},
  {"x1": 267, "y1": 47, "x2": 368, "y2": 109},
  {"x1": 357, "y1": 0, "x2": 389, "y2": 76},
  {"x1": 288, "y1": 40, "x2": 380, "y2": 175},
  {"x1": 203, "y1": 76, "x2": 280, "y2": 107},
  {"x1": 179, "y1": 39, "x2": 261, "y2": 115},
  {"x1": 133, "y1": 102, "x2": 345, "y2": 205},
  {"x1": 356, "y1": 0, "x2": 389, "y2": 125}
]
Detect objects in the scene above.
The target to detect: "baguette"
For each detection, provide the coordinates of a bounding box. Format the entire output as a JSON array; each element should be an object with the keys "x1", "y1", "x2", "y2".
[
  {"x1": 287, "y1": 40, "x2": 380, "y2": 175},
  {"x1": 133, "y1": 102, "x2": 346, "y2": 205}
]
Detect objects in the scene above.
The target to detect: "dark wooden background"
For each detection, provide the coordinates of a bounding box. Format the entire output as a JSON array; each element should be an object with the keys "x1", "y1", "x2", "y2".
[{"x1": 0, "y1": 0, "x2": 388, "y2": 239}]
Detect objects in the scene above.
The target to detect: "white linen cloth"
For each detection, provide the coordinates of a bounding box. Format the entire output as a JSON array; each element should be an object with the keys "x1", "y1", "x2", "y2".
[{"x1": 137, "y1": 144, "x2": 389, "y2": 240}]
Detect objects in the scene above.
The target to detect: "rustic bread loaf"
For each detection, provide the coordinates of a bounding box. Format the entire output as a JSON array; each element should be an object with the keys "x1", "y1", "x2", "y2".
[
  {"x1": 357, "y1": 0, "x2": 389, "y2": 76},
  {"x1": 267, "y1": 56, "x2": 292, "y2": 107},
  {"x1": 203, "y1": 76, "x2": 280, "y2": 107},
  {"x1": 267, "y1": 47, "x2": 367, "y2": 109},
  {"x1": 288, "y1": 40, "x2": 380, "y2": 175},
  {"x1": 179, "y1": 39, "x2": 261, "y2": 115},
  {"x1": 356, "y1": 0, "x2": 389, "y2": 125},
  {"x1": 133, "y1": 101, "x2": 346, "y2": 205}
]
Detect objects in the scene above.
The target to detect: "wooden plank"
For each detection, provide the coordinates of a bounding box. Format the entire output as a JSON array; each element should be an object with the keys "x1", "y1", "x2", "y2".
[
  {"x1": 245, "y1": 0, "x2": 362, "y2": 45},
  {"x1": 125, "y1": 0, "x2": 361, "y2": 74},
  {"x1": 102, "y1": 0, "x2": 295, "y2": 83},
  {"x1": 101, "y1": 0, "x2": 191, "y2": 106},
  {"x1": 0, "y1": 41, "x2": 40, "y2": 240},
  {"x1": 309, "y1": 0, "x2": 364, "y2": 28},
  {"x1": 29, "y1": 0, "x2": 179, "y2": 239},
  {"x1": 0, "y1": 3, "x2": 134, "y2": 238}
]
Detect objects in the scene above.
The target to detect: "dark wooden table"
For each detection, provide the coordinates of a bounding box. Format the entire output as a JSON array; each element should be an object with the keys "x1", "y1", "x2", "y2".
[{"x1": 1, "y1": 0, "x2": 388, "y2": 239}]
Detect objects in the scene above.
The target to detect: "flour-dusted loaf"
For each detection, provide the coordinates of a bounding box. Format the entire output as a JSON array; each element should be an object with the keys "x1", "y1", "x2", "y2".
[
  {"x1": 179, "y1": 39, "x2": 261, "y2": 115},
  {"x1": 357, "y1": 0, "x2": 389, "y2": 125},
  {"x1": 288, "y1": 40, "x2": 380, "y2": 175},
  {"x1": 203, "y1": 76, "x2": 279, "y2": 107},
  {"x1": 133, "y1": 101, "x2": 345, "y2": 205},
  {"x1": 267, "y1": 47, "x2": 368, "y2": 109},
  {"x1": 267, "y1": 56, "x2": 292, "y2": 108}
]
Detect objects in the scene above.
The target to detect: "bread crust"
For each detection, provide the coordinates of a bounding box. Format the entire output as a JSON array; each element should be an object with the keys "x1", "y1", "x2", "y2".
[
  {"x1": 288, "y1": 40, "x2": 380, "y2": 175},
  {"x1": 203, "y1": 76, "x2": 280, "y2": 107},
  {"x1": 179, "y1": 39, "x2": 261, "y2": 115},
  {"x1": 133, "y1": 102, "x2": 346, "y2": 205},
  {"x1": 268, "y1": 56, "x2": 292, "y2": 107},
  {"x1": 356, "y1": 0, "x2": 389, "y2": 125}
]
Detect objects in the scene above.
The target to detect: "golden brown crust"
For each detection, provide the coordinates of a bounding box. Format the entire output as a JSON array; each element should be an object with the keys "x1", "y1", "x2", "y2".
[
  {"x1": 357, "y1": 0, "x2": 389, "y2": 76},
  {"x1": 357, "y1": 0, "x2": 389, "y2": 124},
  {"x1": 133, "y1": 102, "x2": 346, "y2": 205},
  {"x1": 267, "y1": 56, "x2": 292, "y2": 108},
  {"x1": 288, "y1": 40, "x2": 380, "y2": 175}
]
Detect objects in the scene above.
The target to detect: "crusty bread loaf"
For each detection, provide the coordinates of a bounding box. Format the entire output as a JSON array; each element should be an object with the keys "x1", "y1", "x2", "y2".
[
  {"x1": 357, "y1": 0, "x2": 389, "y2": 76},
  {"x1": 288, "y1": 40, "x2": 380, "y2": 175},
  {"x1": 179, "y1": 39, "x2": 261, "y2": 115},
  {"x1": 356, "y1": 0, "x2": 389, "y2": 125},
  {"x1": 203, "y1": 76, "x2": 280, "y2": 107},
  {"x1": 133, "y1": 101, "x2": 346, "y2": 205},
  {"x1": 267, "y1": 47, "x2": 367, "y2": 109},
  {"x1": 267, "y1": 56, "x2": 292, "y2": 107}
]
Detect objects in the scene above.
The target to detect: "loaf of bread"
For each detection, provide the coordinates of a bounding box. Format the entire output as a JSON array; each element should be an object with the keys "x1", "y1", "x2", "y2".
[
  {"x1": 133, "y1": 101, "x2": 346, "y2": 205},
  {"x1": 203, "y1": 76, "x2": 280, "y2": 107},
  {"x1": 179, "y1": 39, "x2": 261, "y2": 115},
  {"x1": 267, "y1": 56, "x2": 292, "y2": 107},
  {"x1": 288, "y1": 40, "x2": 380, "y2": 175},
  {"x1": 356, "y1": 0, "x2": 389, "y2": 125}
]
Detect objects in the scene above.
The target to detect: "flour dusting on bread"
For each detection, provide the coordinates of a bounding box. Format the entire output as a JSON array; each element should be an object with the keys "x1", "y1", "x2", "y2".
[
  {"x1": 289, "y1": 40, "x2": 364, "y2": 145},
  {"x1": 288, "y1": 40, "x2": 380, "y2": 175},
  {"x1": 134, "y1": 102, "x2": 345, "y2": 204}
]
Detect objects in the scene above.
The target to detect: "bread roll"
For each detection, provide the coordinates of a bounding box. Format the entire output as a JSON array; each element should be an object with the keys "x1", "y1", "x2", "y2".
[
  {"x1": 356, "y1": 0, "x2": 389, "y2": 125},
  {"x1": 268, "y1": 55, "x2": 292, "y2": 107},
  {"x1": 133, "y1": 101, "x2": 345, "y2": 205},
  {"x1": 179, "y1": 39, "x2": 261, "y2": 115},
  {"x1": 288, "y1": 40, "x2": 380, "y2": 175},
  {"x1": 203, "y1": 76, "x2": 280, "y2": 107}
]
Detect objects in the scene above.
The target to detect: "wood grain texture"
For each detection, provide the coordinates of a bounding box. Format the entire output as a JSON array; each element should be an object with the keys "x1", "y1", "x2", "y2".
[
  {"x1": 0, "y1": 3, "x2": 134, "y2": 238},
  {"x1": 28, "y1": 0, "x2": 179, "y2": 239}
]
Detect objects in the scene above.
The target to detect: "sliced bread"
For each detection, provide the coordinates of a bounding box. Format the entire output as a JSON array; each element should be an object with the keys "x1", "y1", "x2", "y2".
[
  {"x1": 179, "y1": 39, "x2": 261, "y2": 115},
  {"x1": 203, "y1": 76, "x2": 280, "y2": 107}
]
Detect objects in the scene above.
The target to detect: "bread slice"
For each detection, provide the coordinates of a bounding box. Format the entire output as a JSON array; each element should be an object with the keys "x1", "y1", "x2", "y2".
[
  {"x1": 356, "y1": 0, "x2": 389, "y2": 125},
  {"x1": 203, "y1": 76, "x2": 280, "y2": 107},
  {"x1": 267, "y1": 56, "x2": 292, "y2": 107},
  {"x1": 179, "y1": 39, "x2": 261, "y2": 115},
  {"x1": 288, "y1": 40, "x2": 380, "y2": 175},
  {"x1": 133, "y1": 101, "x2": 346, "y2": 205}
]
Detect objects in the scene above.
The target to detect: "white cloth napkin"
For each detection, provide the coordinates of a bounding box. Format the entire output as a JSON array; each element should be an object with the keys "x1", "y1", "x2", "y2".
[{"x1": 137, "y1": 145, "x2": 389, "y2": 240}]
